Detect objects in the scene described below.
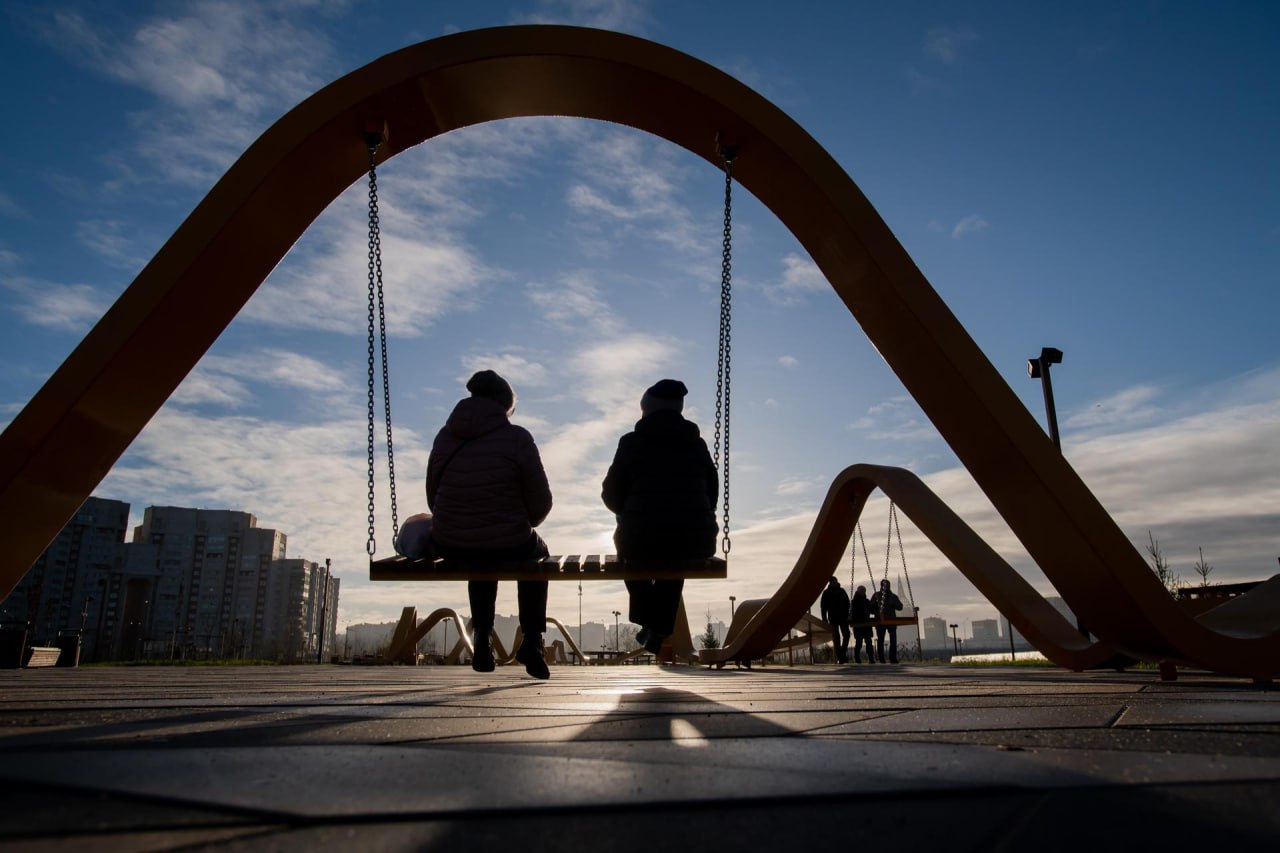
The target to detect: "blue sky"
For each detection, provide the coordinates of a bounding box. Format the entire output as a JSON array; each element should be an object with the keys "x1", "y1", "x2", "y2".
[{"x1": 2, "y1": 0, "x2": 1278, "y2": 637}]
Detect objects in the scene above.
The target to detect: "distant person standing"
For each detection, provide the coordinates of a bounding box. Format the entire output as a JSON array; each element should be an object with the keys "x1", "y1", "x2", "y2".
[
  {"x1": 427, "y1": 369, "x2": 554, "y2": 680},
  {"x1": 870, "y1": 578, "x2": 904, "y2": 664},
  {"x1": 602, "y1": 379, "x2": 718, "y2": 656},
  {"x1": 820, "y1": 576, "x2": 851, "y2": 664},
  {"x1": 849, "y1": 584, "x2": 874, "y2": 663}
]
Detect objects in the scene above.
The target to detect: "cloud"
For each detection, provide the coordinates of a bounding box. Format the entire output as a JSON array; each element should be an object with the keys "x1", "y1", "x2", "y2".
[
  {"x1": 565, "y1": 127, "x2": 712, "y2": 259},
  {"x1": 952, "y1": 214, "x2": 989, "y2": 239},
  {"x1": 765, "y1": 252, "x2": 828, "y2": 305},
  {"x1": 775, "y1": 475, "x2": 826, "y2": 497},
  {"x1": 41, "y1": 4, "x2": 336, "y2": 188},
  {"x1": 75, "y1": 220, "x2": 146, "y2": 269},
  {"x1": 528, "y1": 273, "x2": 623, "y2": 335},
  {"x1": 779, "y1": 355, "x2": 799, "y2": 368},
  {"x1": 459, "y1": 353, "x2": 549, "y2": 391},
  {"x1": 0, "y1": 275, "x2": 111, "y2": 332},
  {"x1": 513, "y1": 0, "x2": 652, "y2": 33},
  {"x1": 1065, "y1": 384, "x2": 1164, "y2": 431},
  {"x1": 0, "y1": 192, "x2": 29, "y2": 219},
  {"x1": 925, "y1": 27, "x2": 978, "y2": 63}
]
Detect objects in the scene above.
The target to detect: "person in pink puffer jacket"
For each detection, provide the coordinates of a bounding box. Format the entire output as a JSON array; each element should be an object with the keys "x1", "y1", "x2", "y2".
[{"x1": 427, "y1": 369, "x2": 554, "y2": 678}]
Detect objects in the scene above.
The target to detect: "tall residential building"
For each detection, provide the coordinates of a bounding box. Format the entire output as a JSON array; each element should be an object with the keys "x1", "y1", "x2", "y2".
[
  {"x1": 971, "y1": 619, "x2": 1000, "y2": 642},
  {"x1": 922, "y1": 616, "x2": 948, "y2": 655},
  {"x1": 261, "y1": 558, "x2": 339, "y2": 662},
  {"x1": 132, "y1": 507, "x2": 287, "y2": 659},
  {"x1": 0, "y1": 497, "x2": 131, "y2": 658}
]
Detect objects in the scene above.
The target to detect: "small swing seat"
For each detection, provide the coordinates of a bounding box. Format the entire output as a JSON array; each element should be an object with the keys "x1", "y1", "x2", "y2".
[{"x1": 370, "y1": 553, "x2": 727, "y2": 582}]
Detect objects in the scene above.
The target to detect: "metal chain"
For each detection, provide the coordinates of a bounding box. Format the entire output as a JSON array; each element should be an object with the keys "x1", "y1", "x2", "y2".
[
  {"x1": 891, "y1": 502, "x2": 916, "y2": 609},
  {"x1": 364, "y1": 138, "x2": 400, "y2": 555},
  {"x1": 856, "y1": 521, "x2": 875, "y2": 590},
  {"x1": 365, "y1": 143, "x2": 379, "y2": 557},
  {"x1": 713, "y1": 148, "x2": 735, "y2": 556}
]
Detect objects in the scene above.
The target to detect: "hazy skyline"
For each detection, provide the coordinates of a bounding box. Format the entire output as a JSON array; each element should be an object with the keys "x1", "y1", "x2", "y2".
[{"x1": 2, "y1": 1, "x2": 1277, "y2": 635}]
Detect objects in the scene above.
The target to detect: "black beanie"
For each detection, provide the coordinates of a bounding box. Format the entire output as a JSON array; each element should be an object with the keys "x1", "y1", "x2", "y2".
[
  {"x1": 466, "y1": 369, "x2": 515, "y2": 414},
  {"x1": 640, "y1": 378, "x2": 687, "y2": 415}
]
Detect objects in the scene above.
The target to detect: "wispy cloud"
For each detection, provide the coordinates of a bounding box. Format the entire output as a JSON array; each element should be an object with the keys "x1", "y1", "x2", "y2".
[
  {"x1": 1065, "y1": 384, "x2": 1164, "y2": 431},
  {"x1": 528, "y1": 273, "x2": 624, "y2": 336},
  {"x1": 75, "y1": 220, "x2": 146, "y2": 270},
  {"x1": 513, "y1": 0, "x2": 652, "y2": 33},
  {"x1": 779, "y1": 355, "x2": 799, "y2": 368},
  {"x1": 925, "y1": 26, "x2": 978, "y2": 63},
  {"x1": 0, "y1": 192, "x2": 29, "y2": 219},
  {"x1": 41, "y1": 4, "x2": 336, "y2": 188},
  {"x1": 764, "y1": 252, "x2": 827, "y2": 305},
  {"x1": 0, "y1": 275, "x2": 110, "y2": 332},
  {"x1": 952, "y1": 214, "x2": 989, "y2": 239}
]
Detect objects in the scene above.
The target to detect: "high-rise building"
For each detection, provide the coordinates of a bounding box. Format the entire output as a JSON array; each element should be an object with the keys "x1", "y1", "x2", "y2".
[
  {"x1": 922, "y1": 616, "x2": 948, "y2": 655},
  {"x1": 261, "y1": 558, "x2": 339, "y2": 662},
  {"x1": 133, "y1": 507, "x2": 287, "y2": 659},
  {"x1": 972, "y1": 618, "x2": 1000, "y2": 642},
  {"x1": 0, "y1": 497, "x2": 131, "y2": 659}
]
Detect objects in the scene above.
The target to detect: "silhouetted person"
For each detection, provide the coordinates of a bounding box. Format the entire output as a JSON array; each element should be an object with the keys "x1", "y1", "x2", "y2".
[
  {"x1": 870, "y1": 578, "x2": 904, "y2": 664},
  {"x1": 820, "y1": 576, "x2": 851, "y2": 664},
  {"x1": 427, "y1": 370, "x2": 553, "y2": 679},
  {"x1": 849, "y1": 585, "x2": 874, "y2": 663},
  {"x1": 602, "y1": 379, "x2": 718, "y2": 656}
]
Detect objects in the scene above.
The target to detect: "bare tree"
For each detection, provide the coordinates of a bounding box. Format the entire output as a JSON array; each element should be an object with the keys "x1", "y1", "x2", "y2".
[
  {"x1": 1192, "y1": 547, "x2": 1214, "y2": 587},
  {"x1": 1146, "y1": 531, "x2": 1182, "y2": 594}
]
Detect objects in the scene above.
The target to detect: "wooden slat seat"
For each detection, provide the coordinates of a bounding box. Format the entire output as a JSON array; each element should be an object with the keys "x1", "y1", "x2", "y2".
[{"x1": 370, "y1": 553, "x2": 727, "y2": 582}]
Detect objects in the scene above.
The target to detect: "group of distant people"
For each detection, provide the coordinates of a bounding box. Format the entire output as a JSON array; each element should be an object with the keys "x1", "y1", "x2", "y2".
[
  {"x1": 820, "y1": 575, "x2": 904, "y2": 664},
  {"x1": 417, "y1": 370, "x2": 717, "y2": 680}
]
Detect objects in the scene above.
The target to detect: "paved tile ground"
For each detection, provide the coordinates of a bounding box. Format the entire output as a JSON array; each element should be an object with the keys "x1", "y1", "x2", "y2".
[{"x1": 1, "y1": 663, "x2": 1278, "y2": 850}]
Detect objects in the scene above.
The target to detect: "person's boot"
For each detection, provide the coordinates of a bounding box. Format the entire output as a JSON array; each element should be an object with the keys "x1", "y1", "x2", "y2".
[
  {"x1": 854, "y1": 650, "x2": 862, "y2": 664},
  {"x1": 516, "y1": 634, "x2": 550, "y2": 680},
  {"x1": 471, "y1": 630, "x2": 495, "y2": 673}
]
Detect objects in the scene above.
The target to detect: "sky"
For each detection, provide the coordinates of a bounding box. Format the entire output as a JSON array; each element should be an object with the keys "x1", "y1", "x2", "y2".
[{"x1": 2, "y1": 0, "x2": 1278, "y2": 640}]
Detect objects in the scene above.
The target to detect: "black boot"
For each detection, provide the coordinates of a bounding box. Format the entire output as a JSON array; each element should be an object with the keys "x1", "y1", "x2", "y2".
[
  {"x1": 471, "y1": 630, "x2": 495, "y2": 673},
  {"x1": 516, "y1": 634, "x2": 550, "y2": 680}
]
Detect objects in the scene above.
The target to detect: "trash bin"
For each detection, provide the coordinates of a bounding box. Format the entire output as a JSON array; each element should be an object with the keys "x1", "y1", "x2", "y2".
[
  {"x1": 55, "y1": 631, "x2": 81, "y2": 668},
  {"x1": 0, "y1": 627, "x2": 27, "y2": 669}
]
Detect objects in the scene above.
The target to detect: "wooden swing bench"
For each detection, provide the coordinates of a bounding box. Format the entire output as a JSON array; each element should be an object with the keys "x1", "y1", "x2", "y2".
[
  {"x1": 849, "y1": 607, "x2": 921, "y2": 630},
  {"x1": 370, "y1": 554, "x2": 727, "y2": 582}
]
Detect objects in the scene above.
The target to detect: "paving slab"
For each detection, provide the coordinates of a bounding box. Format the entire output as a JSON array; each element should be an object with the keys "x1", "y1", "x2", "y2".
[{"x1": 1, "y1": 664, "x2": 1278, "y2": 849}]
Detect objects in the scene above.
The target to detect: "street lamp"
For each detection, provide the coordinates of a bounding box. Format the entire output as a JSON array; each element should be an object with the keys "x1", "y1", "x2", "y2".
[
  {"x1": 729, "y1": 595, "x2": 736, "y2": 620},
  {"x1": 612, "y1": 610, "x2": 621, "y2": 651},
  {"x1": 949, "y1": 623, "x2": 959, "y2": 656},
  {"x1": 1026, "y1": 347, "x2": 1064, "y2": 451}
]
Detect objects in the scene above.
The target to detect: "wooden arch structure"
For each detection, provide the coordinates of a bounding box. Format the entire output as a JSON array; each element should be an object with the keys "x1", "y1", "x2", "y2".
[{"x1": 0, "y1": 26, "x2": 1275, "y2": 676}]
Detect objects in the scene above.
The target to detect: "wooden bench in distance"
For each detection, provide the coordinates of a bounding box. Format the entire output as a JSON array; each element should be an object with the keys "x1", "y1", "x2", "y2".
[
  {"x1": 370, "y1": 554, "x2": 727, "y2": 582},
  {"x1": 24, "y1": 647, "x2": 61, "y2": 668}
]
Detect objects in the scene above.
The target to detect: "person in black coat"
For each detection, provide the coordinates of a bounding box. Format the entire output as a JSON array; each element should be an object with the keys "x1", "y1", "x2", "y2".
[
  {"x1": 870, "y1": 578, "x2": 904, "y2": 664},
  {"x1": 819, "y1": 576, "x2": 851, "y2": 664},
  {"x1": 849, "y1": 584, "x2": 874, "y2": 663},
  {"x1": 602, "y1": 379, "x2": 718, "y2": 655}
]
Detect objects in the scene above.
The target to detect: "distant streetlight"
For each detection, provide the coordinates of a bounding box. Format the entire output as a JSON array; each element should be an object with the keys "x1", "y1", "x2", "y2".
[
  {"x1": 612, "y1": 610, "x2": 621, "y2": 651},
  {"x1": 949, "y1": 623, "x2": 959, "y2": 656},
  {"x1": 729, "y1": 595, "x2": 736, "y2": 620},
  {"x1": 1026, "y1": 347, "x2": 1064, "y2": 451}
]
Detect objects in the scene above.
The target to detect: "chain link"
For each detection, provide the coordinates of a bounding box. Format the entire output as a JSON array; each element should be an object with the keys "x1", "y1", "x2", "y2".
[
  {"x1": 713, "y1": 149, "x2": 735, "y2": 556},
  {"x1": 365, "y1": 140, "x2": 400, "y2": 556},
  {"x1": 366, "y1": 144, "x2": 379, "y2": 557},
  {"x1": 892, "y1": 502, "x2": 916, "y2": 609}
]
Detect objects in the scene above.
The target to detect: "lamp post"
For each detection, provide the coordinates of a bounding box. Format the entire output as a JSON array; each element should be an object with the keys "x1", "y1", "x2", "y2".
[
  {"x1": 1027, "y1": 348, "x2": 1089, "y2": 639},
  {"x1": 578, "y1": 581, "x2": 583, "y2": 663},
  {"x1": 612, "y1": 610, "x2": 621, "y2": 652},
  {"x1": 729, "y1": 595, "x2": 736, "y2": 620},
  {"x1": 949, "y1": 623, "x2": 959, "y2": 657},
  {"x1": 316, "y1": 558, "x2": 330, "y2": 664},
  {"x1": 1026, "y1": 347, "x2": 1063, "y2": 451},
  {"x1": 1007, "y1": 615, "x2": 1016, "y2": 661}
]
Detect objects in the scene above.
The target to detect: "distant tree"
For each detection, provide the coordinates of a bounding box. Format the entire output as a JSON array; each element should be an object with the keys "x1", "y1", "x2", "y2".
[
  {"x1": 1192, "y1": 547, "x2": 1214, "y2": 587},
  {"x1": 699, "y1": 609, "x2": 720, "y2": 650},
  {"x1": 1146, "y1": 531, "x2": 1182, "y2": 594}
]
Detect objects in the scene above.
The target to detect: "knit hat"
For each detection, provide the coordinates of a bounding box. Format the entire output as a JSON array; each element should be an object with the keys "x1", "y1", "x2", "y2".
[
  {"x1": 466, "y1": 369, "x2": 516, "y2": 414},
  {"x1": 640, "y1": 378, "x2": 687, "y2": 415}
]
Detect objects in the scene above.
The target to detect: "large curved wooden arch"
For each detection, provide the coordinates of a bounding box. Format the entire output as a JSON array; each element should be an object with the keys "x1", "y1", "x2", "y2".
[{"x1": 1, "y1": 26, "x2": 1271, "y2": 674}]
